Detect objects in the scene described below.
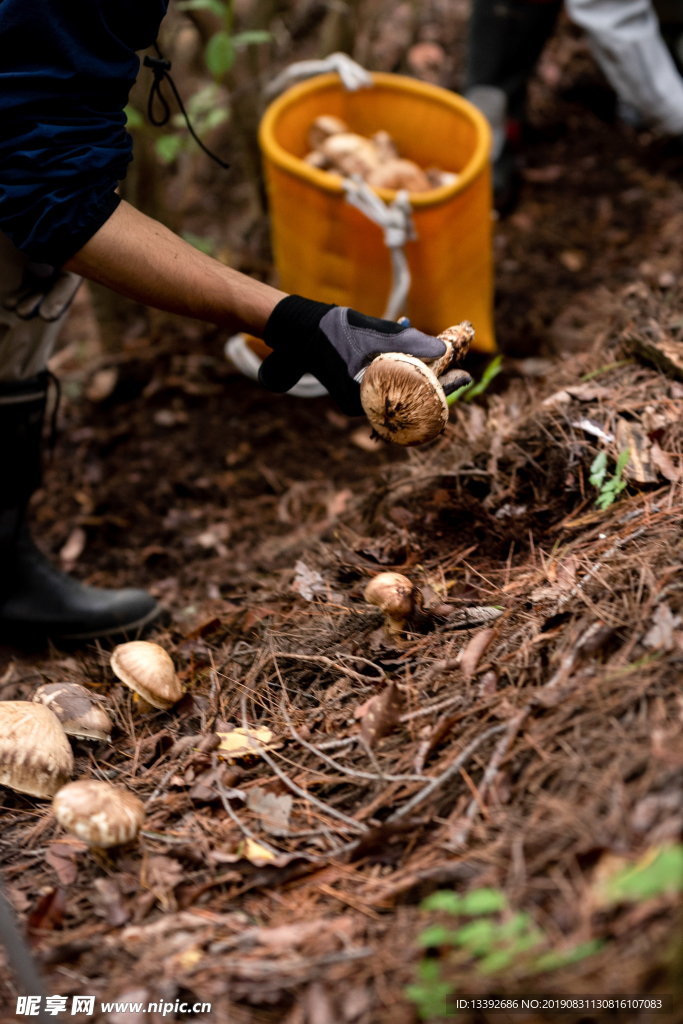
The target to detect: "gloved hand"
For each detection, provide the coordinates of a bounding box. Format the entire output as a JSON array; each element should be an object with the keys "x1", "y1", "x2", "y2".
[
  {"x1": 260, "y1": 295, "x2": 450, "y2": 416},
  {"x1": 3, "y1": 265, "x2": 82, "y2": 322}
]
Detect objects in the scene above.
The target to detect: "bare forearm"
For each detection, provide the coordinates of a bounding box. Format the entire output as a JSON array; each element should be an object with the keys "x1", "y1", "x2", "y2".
[{"x1": 64, "y1": 200, "x2": 286, "y2": 336}]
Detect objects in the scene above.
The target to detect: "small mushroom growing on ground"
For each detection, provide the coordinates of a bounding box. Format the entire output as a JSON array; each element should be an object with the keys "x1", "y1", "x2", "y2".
[
  {"x1": 0, "y1": 701, "x2": 73, "y2": 798},
  {"x1": 360, "y1": 321, "x2": 474, "y2": 446},
  {"x1": 33, "y1": 683, "x2": 112, "y2": 742},
  {"x1": 365, "y1": 572, "x2": 422, "y2": 634},
  {"x1": 110, "y1": 641, "x2": 183, "y2": 711},
  {"x1": 53, "y1": 780, "x2": 145, "y2": 848}
]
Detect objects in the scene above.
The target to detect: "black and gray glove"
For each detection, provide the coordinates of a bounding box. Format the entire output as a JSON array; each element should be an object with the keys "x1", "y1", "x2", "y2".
[
  {"x1": 3, "y1": 264, "x2": 82, "y2": 322},
  {"x1": 260, "y1": 295, "x2": 453, "y2": 416}
]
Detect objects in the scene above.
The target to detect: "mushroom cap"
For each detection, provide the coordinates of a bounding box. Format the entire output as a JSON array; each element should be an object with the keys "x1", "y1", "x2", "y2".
[
  {"x1": 308, "y1": 114, "x2": 348, "y2": 150},
  {"x1": 110, "y1": 641, "x2": 183, "y2": 710},
  {"x1": 366, "y1": 158, "x2": 432, "y2": 193},
  {"x1": 32, "y1": 683, "x2": 112, "y2": 742},
  {"x1": 320, "y1": 133, "x2": 381, "y2": 178},
  {"x1": 360, "y1": 353, "x2": 448, "y2": 446},
  {"x1": 364, "y1": 572, "x2": 416, "y2": 620},
  {"x1": 0, "y1": 701, "x2": 73, "y2": 799},
  {"x1": 53, "y1": 779, "x2": 145, "y2": 848}
]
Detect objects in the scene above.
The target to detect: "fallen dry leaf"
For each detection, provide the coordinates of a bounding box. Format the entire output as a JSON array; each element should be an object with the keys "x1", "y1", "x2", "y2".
[
  {"x1": 643, "y1": 603, "x2": 681, "y2": 651},
  {"x1": 650, "y1": 443, "x2": 681, "y2": 482},
  {"x1": 460, "y1": 627, "x2": 496, "y2": 680},
  {"x1": 243, "y1": 838, "x2": 276, "y2": 864},
  {"x1": 359, "y1": 682, "x2": 403, "y2": 747},
  {"x1": 217, "y1": 725, "x2": 280, "y2": 759},
  {"x1": 616, "y1": 418, "x2": 657, "y2": 483},
  {"x1": 45, "y1": 840, "x2": 87, "y2": 886},
  {"x1": 247, "y1": 786, "x2": 293, "y2": 835}
]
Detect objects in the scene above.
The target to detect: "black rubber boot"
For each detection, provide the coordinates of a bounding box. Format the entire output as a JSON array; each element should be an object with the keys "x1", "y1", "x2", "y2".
[
  {"x1": 0, "y1": 374, "x2": 160, "y2": 645},
  {"x1": 466, "y1": 0, "x2": 563, "y2": 123}
]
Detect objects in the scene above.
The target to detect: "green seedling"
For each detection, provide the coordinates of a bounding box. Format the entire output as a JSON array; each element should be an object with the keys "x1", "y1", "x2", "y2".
[
  {"x1": 447, "y1": 355, "x2": 503, "y2": 406},
  {"x1": 406, "y1": 886, "x2": 602, "y2": 1021},
  {"x1": 177, "y1": 0, "x2": 272, "y2": 81},
  {"x1": 589, "y1": 449, "x2": 630, "y2": 510}
]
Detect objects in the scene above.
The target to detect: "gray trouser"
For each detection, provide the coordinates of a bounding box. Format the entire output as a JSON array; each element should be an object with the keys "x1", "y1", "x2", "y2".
[{"x1": 0, "y1": 232, "x2": 69, "y2": 382}]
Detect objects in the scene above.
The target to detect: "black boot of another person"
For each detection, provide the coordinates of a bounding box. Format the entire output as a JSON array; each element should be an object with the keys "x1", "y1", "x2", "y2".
[{"x1": 0, "y1": 373, "x2": 159, "y2": 646}]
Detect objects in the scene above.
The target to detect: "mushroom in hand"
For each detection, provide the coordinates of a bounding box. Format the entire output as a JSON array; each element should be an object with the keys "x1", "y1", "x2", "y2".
[
  {"x1": 360, "y1": 321, "x2": 474, "y2": 446},
  {"x1": 53, "y1": 779, "x2": 145, "y2": 848},
  {"x1": 0, "y1": 701, "x2": 73, "y2": 799},
  {"x1": 110, "y1": 641, "x2": 183, "y2": 711}
]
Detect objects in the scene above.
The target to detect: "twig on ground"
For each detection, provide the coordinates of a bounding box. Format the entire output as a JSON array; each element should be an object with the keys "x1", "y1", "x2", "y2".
[
  {"x1": 274, "y1": 656, "x2": 424, "y2": 782},
  {"x1": 386, "y1": 722, "x2": 508, "y2": 822},
  {"x1": 240, "y1": 693, "x2": 369, "y2": 835}
]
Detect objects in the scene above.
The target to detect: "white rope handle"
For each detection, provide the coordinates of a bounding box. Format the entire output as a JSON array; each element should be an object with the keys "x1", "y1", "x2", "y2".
[
  {"x1": 264, "y1": 52, "x2": 372, "y2": 99},
  {"x1": 342, "y1": 177, "x2": 416, "y2": 321}
]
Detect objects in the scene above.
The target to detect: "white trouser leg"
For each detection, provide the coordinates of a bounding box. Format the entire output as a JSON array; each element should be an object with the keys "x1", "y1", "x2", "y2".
[
  {"x1": 566, "y1": 0, "x2": 683, "y2": 134},
  {"x1": 0, "y1": 233, "x2": 67, "y2": 381}
]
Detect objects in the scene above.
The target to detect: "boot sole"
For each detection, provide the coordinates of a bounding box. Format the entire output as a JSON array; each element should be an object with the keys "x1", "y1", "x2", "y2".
[{"x1": 0, "y1": 602, "x2": 164, "y2": 646}]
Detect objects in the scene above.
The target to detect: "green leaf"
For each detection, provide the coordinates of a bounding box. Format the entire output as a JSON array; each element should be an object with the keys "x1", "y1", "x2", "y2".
[
  {"x1": 453, "y1": 918, "x2": 496, "y2": 954},
  {"x1": 231, "y1": 29, "x2": 273, "y2": 46},
  {"x1": 155, "y1": 134, "x2": 183, "y2": 163},
  {"x1": 420, "y1": 891, "x2": 463, "y2": 914},
  {"x1": 417, "y1": 925, "x2": 457, "y2": 948},
  {"x1": 603, "y1": 845, "x2": 683, "y2": 904},
  {"x1": 464, "y1": 355, "x2": 503, "y2": 402},
  {"x1": 446, "y1": 381, "x2": 472, "y2": 406},
  {"x1": 497, "y1": 911, "x2": 533, "y2": 939},
  {"x1": 533, "y1": 938, "x2": 604, "y2": 973},
  {"x1": 203, "y1": 106, "x2": 229, "y2": 131},
  {"x1": 206, "y1": 31, "x2": 235, "y2": 78},
  {"x1": 404, "y1": 981, "x2": 455, "y2": 1020},
  {"x1": 177, "y1": 0, "x2": 227, "y2": 17},
  {"x1": 589, "y1": 451, "x2": 607, "y2": 488},
  {"x1": 181, "y1": 231, "x2": 216, "y2": 256},
  {"x1": 478, "y1": 949, "x2": 514, "y2": 974},
  {"x1": 124, "y1": 104, "x2": 143, "y2": 129},
  {"x1": 460, "y1": 888, "x2": 508, "y2": 916},
  {"x1": 616, "y1": 448, "x2": 630, "y2": 474}
]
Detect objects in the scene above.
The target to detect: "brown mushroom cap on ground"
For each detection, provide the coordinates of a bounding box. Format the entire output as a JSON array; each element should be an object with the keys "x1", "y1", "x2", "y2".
[
  {"x1": 365, "y1": 572, "x2": 418, "y2": 632},
  {"x1": 53, "y1": 779, "x2": 145, "y2": 848},
  {"x1": 360, "y1": 353, "x2": 448, "y2": 446},
  {"x1": 32, "y1": 683, "x2": 112, "y2": 742},
  {"x1": 110, "y1": 641, "x2": 183, "y2": 710},
  {"x1": 0, "y1": 701, "x2": 73, "y2": 799}
]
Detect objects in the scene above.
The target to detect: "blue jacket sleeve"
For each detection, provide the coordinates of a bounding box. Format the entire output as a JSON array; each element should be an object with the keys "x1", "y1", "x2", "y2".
[{"x1": 0, "y1": 0, "x2": 168, "y2": 268}]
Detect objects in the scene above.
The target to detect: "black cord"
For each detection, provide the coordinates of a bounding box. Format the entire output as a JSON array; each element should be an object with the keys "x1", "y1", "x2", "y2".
[{"x1": 143, "y1": 44, "x2": 230, "y2": 170}]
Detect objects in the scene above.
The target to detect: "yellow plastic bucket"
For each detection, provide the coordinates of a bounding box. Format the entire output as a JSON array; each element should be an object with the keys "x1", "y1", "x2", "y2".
[{"x1": 258, "y1": 72, "x2": 495, "y2": 353}]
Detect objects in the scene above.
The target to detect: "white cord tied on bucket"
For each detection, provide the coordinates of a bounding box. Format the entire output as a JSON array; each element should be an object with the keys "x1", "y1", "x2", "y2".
[
  {"x1": 343, "y1": 177, "x2": 416, "y2": 321},
  {"x1": 264, "y1": 52, "x2": 372, "y2": 99},
  {"x1": 265, "y1": 54, "x2": 417, "y2": 322}
]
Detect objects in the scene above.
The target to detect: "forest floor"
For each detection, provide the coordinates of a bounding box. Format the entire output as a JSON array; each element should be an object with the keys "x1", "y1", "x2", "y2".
[{"x1": 4, "y1": 9, "x2": 683, "y2": 1024}]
